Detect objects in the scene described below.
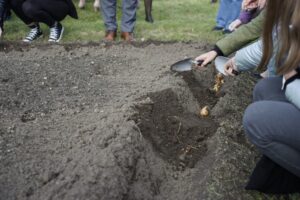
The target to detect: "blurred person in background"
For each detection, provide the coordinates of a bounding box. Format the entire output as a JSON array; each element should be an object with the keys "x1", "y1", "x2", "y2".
[
  {"x1": 212, "y1": 0, "x2": 243, "y2": 34},
  {"x1": 9, "y1": 0, "x2": 78, "y2": 42},
  {"x1": 228, "y1": 0, "x2": 266, "y2": 32},
  {"x1": 196, "y1": 9, "x2": 265, "y2": 68},
  {"x1": 100, "y1": 0, "x2": 138, "y2": 42}
]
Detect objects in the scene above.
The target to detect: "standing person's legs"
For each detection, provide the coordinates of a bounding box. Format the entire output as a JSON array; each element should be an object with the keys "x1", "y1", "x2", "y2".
[
  {"x1": 243, "y1": 77, "x2": 300, "y2": 177},
  {"x1": 100, "y1": 0, "x2": 117, "y2": 32},
  {"x1": 224, "y1": 0, "x2": 242, "y2": 31},
  {"x1": 100, "y1": 0, "x2": 117, "y2": 41},
  {"x1": 215, "y1": 0, "x2": 230, "y2": 29},
  {"x1": 121, "y1": 0, "x2": 138, "y2": 33}
]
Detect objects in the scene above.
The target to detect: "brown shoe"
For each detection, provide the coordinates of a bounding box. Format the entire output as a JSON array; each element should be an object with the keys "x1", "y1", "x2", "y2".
[
  {"x1": 121, "y1": 32, "x2": 134, "y2": 42},
  {"x1": 104, "y1": 31, "x2": 117, "y2": 42}
]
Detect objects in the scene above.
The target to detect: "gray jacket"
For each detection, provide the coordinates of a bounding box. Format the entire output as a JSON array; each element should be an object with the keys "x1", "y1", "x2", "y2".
[
  {"x1": 234, "y1": 39, "x2": 300, "y2": 109},
  {"x1": 235, "y1": 39, "x2": 277, "y2": 76}
]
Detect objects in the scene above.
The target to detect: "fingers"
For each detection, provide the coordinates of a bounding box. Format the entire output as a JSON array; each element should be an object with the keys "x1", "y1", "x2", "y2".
[
  {"x1": 228, "y1": 23, "x2": 235, "y2": 32},
  {"x1": 195, "y1": 55, "x2": 205, "y2": 62},
  {"x1": 258, "y1": 0, "x2": 266, "y2": 9},
  {"x1": 224, "y1": 64, "x2": 232, "y2": 76},
  {"x1": 201, "y1": 58, "x2": 211, "y2": 67},
  {"x1": 195, "y1": 51, "x2": 217, "y2": 67},
  {"x1": 224, "y1": 58, "x2": 237, "y2": 76},
  {"x1": 195, "y1": 55, "x2": 207, "y2": 68},
  {"x1": 224, "y1": 66, "x2": 236, "y2": 76}
]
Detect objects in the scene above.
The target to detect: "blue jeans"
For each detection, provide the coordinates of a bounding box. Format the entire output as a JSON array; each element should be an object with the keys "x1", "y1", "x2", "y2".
[
  {"x1": 243, "y1": 77, "x2": 300, "y2": 177},
  {"x1": 216, "y1": 0, "x2": 242, "y2": 30},
  {"x1": 100, "y1": 0, "x2": 138, "y2": 32}
]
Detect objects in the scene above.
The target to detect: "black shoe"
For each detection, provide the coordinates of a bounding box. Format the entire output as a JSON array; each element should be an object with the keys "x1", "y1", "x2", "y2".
[
  {"x1": 23, "y1": 25, "x2": 43, "y2": 42},
  {"x1": 223, "y1": 29, "x2": 233, "y2": 34},
  {"x1": 48, "y1": 22, "x2": 64, "y2": 42},
  {"x1": 212, "y1": 26, "x2": 223, "y2": 31},
  {"x1": 245, "y1": 155, "x2": 300, "y2": 194}
]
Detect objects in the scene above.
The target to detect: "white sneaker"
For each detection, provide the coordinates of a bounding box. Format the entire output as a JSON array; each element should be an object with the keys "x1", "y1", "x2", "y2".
[
  {"x1": 48, "y1": 22, "x2": 64, "y2": 42},
  {"x1": 23, "y1": 26, "x2": 43, "y2": 42}
]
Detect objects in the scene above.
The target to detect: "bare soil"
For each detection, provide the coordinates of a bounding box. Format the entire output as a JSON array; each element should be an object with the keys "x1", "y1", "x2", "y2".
[{"x1": 0, "y1": 41, "x2": 261, "y2": 200}]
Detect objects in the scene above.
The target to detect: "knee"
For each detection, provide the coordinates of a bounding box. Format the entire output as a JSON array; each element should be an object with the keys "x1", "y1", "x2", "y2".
[
  {"x1": 253, "y1": 79, "x2": 268, "y2": 102},
  {"x1": 22, "y1": 1, "x2": 37, "y2": 18},
  {"x1": 243, "y1": 102, "x2": 271, "y2": 148}
]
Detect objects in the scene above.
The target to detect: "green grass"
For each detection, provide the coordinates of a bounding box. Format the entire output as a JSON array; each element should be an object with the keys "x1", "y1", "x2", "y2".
[{"x1": 2, "y1": 0, "x2": 223, "y2": 42}]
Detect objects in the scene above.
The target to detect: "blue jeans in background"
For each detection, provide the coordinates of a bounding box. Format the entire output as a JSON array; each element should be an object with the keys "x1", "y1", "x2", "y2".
[
  {"x1": 216, "y1": 0, "x2": 242, "y2": 30},
  {"x1": 100, "y1": 0, "x2": 138, "y2": 33}
]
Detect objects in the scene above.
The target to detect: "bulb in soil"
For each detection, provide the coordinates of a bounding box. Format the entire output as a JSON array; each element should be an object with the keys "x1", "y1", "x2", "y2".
[
  {"x1": 213, "y1": 73, "x2": 224, "y2": 93},
  {"x1": 213, "y1": 84, "x2": 220, "y2": 93},
  {"x1": 200, "y1": 106, "x2": 209, "y2": 117},
  {"x1": 216, "y1": 73, "x2": 223, "y2": 80}
]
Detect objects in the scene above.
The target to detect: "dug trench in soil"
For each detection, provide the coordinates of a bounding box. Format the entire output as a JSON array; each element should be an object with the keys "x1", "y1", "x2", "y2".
[{"x1": 132, "y1": 71, "x2": 222, "y2": 169}]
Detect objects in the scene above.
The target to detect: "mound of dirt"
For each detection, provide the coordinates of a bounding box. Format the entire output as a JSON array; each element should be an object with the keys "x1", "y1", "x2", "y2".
[{"x1": 0, "y1": 42, "x2": 262, "y2": 200}]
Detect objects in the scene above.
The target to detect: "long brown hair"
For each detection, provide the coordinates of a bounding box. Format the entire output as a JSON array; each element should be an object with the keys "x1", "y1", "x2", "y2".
[{"x1": 259, "y1": 0, "x2": 300, "y2": 75}]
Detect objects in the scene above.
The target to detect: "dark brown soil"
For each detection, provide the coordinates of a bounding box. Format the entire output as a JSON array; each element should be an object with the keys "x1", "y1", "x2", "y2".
[
  {"x1": 133, "y1": 88, "x2": 218, "y2": 169},
  {"x1": 0, "y1": 41, "x2": 276, "y2": 200}
]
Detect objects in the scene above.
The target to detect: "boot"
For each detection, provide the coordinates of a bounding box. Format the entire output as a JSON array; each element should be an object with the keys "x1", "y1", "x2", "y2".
[{"x1": 246, "y1": 155, "x2": 300, "y2": 194}]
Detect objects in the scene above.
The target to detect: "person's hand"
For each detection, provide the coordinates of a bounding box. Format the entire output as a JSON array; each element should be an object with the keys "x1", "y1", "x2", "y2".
[
  {"x1": 229, "y1": 19, "x2": 242, "y2": 32},
  {"x1": 242, "y1": 0, "x2": 258, "y2": 10},
  {"x1": 258, "y1": 0, "x2": 267, "y2": 9},
  {"x1": 195, "y1": 50, "x2": 217, "y2": 68},
  {"x1": 224, "y1": 57, "x2": 238, "y2": 76},
  {"x1": 242, "y1": 0, "x2": 249, "y2": 10}
]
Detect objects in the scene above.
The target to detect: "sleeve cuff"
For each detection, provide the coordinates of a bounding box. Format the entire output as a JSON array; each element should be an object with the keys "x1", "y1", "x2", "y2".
[{"x1": 212, "y1": 45, "x2": 224, "y2": 56}]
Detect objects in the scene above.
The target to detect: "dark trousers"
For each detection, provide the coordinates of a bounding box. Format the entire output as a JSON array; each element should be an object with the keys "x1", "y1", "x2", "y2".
[
  {"x1": 0, "y1": 0, "x2": 7, "y2": 27},
  {"x1": 9, "y1": 0, "x2": 69, "y2": 26},
  {"x1": 243, "y1": 77, "x2": 300, "y2": 177}
]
